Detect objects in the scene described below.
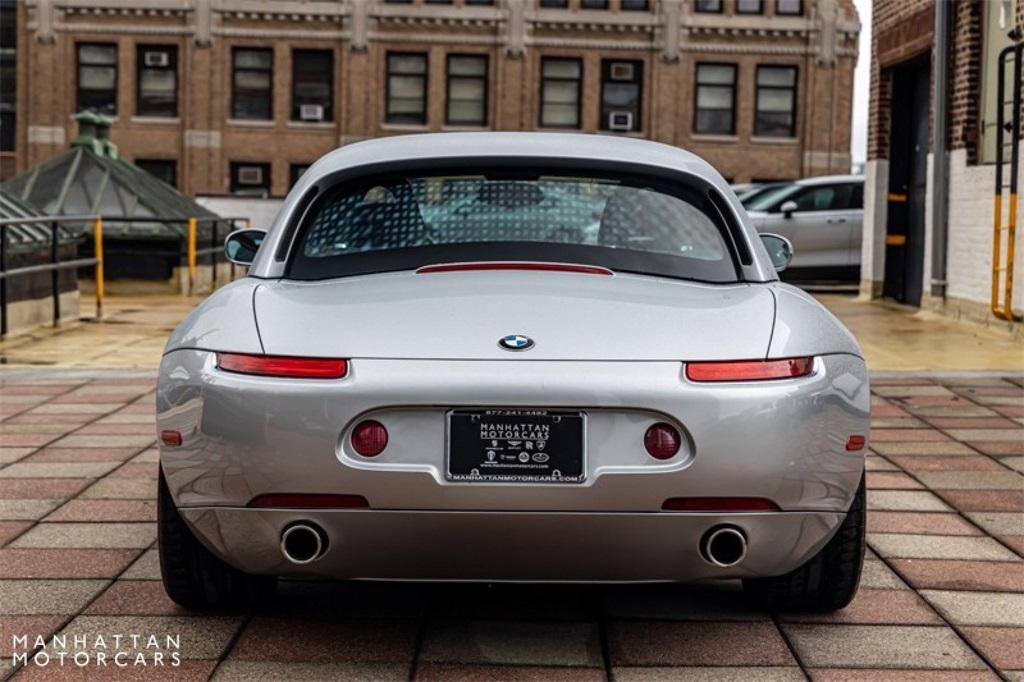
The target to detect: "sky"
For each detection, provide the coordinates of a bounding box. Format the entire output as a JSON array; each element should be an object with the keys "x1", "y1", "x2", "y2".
[{"x1": 851, "y1": 0, "x2": 872, "y2": 166}]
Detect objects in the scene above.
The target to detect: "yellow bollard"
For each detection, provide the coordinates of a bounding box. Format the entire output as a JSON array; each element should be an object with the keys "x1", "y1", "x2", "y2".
[
  {"x1": 187, "y1": 217, "x2": 197, "y2": 296},
  {"x1": 93, "y1": 217, "x2": 104, "y2": 319}
]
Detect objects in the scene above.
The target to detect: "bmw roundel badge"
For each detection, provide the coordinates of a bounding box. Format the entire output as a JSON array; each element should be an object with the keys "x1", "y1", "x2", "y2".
[{"x1": 499, "y1": 334, "x2": 534, "y2": 351}]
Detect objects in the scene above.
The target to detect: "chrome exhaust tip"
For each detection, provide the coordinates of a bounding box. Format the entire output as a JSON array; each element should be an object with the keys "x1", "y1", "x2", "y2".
[
  {"x1": 280, "y1": 522, "x2": 327, "y2": 564},
  {"x1": 701, "y1": 526, "x2": 747, "y2": 568}
]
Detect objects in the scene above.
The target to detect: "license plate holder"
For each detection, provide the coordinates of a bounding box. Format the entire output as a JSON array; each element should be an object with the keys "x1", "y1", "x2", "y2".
[{"x1": 446, "y1": 409, "x2": 586, "y2": 484}]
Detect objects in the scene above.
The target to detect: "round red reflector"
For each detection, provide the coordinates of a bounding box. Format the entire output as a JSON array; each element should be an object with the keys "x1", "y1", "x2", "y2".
[
  {"x1": 644, "y1": 423, "x2": 681, "y2": 460},
  {"x1": 351, "y1": 420, "x2": 388, "y2": 457}
]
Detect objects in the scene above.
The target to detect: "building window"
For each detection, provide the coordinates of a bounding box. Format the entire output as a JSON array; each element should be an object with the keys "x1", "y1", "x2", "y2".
[
  {"x1": 292, "y1": 49, "x2": 333, "y2": 122},
  {"x1": 446, "y1": 55, "x2": 488, "y2": 126},
  {"x1": 539, "y1": 0, "x2": 569, "y2": 6},
  {"x1": 620, "y1": 0, "x2": 649, "y2": 9},
  {"x1": 600, "y1": 60, "x2": 643, "y2": 133},
  {"x1": 539, "y1": 58, "x2": 582, "y2": 129},
  {"x1": 386, "y1": 52, "x2": 428, "y2": 125},
  {"x1": 737, "y1": 0, "x2": 763, "y2": 14},
  {"x1": 232, "y1": 48, "x2": 273, "y2": 120},
  {"x1": 230, "y1": 162, "x2": 271, "y2": 197},
  {"x1": 290, "y1": 163, "x2": 310, "y2": 189},
  {"x1": 136, "y1": 46, "x2": 177, "y2": 118},
  {"x1": 694, "y1": 0, "x2": 722, "y2": 13},
  {"x1": 464, "y1": 0, "x2": 494, "y2": 4},
  {"x1": 0, "y1": 0, "x2": 16, "y2": 156},
  {"x1": 755, "y1": 65, "x2": 797, "y2": 137},
  {"x1": 580, "y1": 0, "x2": 609, "y2": 8},
  {"x1": 776, "y1": 0, "x2": 801, "y2": 15},
  {"x1": 694, "y1": 63, "x2": 736, "y2": 135},
  {"x1": 135, "y1": 159, "x2": 177, "y2": 188},
  {"x1": 76, "y1": 44, "x2": 117, "y2": 115}
]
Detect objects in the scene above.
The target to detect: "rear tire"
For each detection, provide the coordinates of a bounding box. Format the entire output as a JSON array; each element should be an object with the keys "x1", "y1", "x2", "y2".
[
  {"x1": 743, "y1": 474, "x2": 865, "y2": 612},
  {"x1": 158, "y1": 469, "x2": 277, "y2": 609}
]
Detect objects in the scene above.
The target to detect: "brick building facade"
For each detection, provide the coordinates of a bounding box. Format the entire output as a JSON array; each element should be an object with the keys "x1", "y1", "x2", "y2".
[
  {"x1": 862, "y1": 0, "x2": 1023, "y2": 332},
  {"x1": 8, "y1": 0, "x2": 858, "y2": 197}
]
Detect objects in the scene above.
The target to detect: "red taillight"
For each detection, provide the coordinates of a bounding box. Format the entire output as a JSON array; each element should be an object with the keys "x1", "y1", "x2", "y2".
[
  {"x1": 846, "y1": 435, "x2": 867, "y2": 451},
  {"x1": 351, "y1": 420, "x2": 388, "y2": 457},
  {"x1": 416, "y1": 262, "x2": 613, "y2": 276},
  {"x1": 160, "y1": 430, "x2": 182, "y2": 447},
  {"x1": 217, "y1": 353, "x2": 348, "y2": 379},
  {"x1": 248, "y1": 493, "x2": 369, "y2": 508},
  {"x1": 644, "y1": 423, "x2": 681, "y2": 460},
  {"x1": 662, "y1": 497, "x2": 780, "y2": 512},
  {"x1": 685, "y1": 357, "x2": 814, "y2": 382}
]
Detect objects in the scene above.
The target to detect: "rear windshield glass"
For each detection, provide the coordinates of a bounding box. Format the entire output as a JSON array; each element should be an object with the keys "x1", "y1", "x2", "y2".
[{"x1": 288, "y1": 171, "x2": 740, "y2": 282}]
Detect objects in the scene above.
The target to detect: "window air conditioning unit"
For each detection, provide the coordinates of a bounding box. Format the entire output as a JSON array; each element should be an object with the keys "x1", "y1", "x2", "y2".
[
  {"x1": 238, "y1": 166, "x2": 264, "y2": 185},
  {"x1": 608, "y1": 111, "x2": 634, "y2": 131},
  {"x1": 300, "y1": 104, "x2": 324, "y2": 122},
  {"x1": 144, "y1": 51, "x2": 170, "y2": 68},
  {"x1": 609, "y1": 62, "x2": 635, "y2": 81}
]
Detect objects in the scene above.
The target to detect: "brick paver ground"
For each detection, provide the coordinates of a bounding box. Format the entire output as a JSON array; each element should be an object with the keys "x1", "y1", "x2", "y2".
[{"x1": 0, "y1": 371, "x2": 1021, "y2": 680}]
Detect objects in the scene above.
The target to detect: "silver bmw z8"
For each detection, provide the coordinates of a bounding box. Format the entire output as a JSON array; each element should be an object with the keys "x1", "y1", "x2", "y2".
[{"x1": 157, "y1": 133, "x2": 869, "y2": 612}]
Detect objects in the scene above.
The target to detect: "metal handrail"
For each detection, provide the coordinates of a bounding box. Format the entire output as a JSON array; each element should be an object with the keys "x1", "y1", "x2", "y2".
[
  {"x1": 0, "y1": 215, "x2": 102, "y2": 337},
  {"x1": 93, "y1": 215, "x2": 250, "y2": 296},
  {"x1": 1, "y1": 213, "x2": 251, "y2": 337},
  {"x1": 991, "y1": 40, "x2": 1022, "y2": 321}
]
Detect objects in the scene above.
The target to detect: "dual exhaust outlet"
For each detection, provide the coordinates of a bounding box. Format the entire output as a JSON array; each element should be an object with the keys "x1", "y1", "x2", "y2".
[
  {"x1": 280, "y1": 520, "x2": 747, "y2": 568},
  {"x1": 700, "y1": 525, "x2": 748, "y2": 568},
  {"x1": 280, "y1": 522, "x2": 328, "y2": 565}
]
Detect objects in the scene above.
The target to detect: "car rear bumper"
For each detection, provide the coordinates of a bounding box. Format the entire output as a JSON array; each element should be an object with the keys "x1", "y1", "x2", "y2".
[
  {"x1": 181, "y1": 506, "x2": 844, "y2": 581},
  {"x1": 158, "y1": 351, "x2": 869, "y2": 514}
]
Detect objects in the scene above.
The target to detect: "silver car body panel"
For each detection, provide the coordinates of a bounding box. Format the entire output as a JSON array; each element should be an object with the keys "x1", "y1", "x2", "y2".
[
  {"x1": 158, "y1": 135, "x2": 869, "y2": 582},
  {"x1": 181, "y1": 507, "x2": 843, "y2": 582},
  {"x1": 253, "y1": 272, "x2": 776, "y2": 361}
]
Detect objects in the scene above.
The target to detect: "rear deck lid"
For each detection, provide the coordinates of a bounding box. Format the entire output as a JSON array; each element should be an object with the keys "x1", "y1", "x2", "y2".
[{"x1": 253, "y1": 270, "x2": 775, "y2": 361}]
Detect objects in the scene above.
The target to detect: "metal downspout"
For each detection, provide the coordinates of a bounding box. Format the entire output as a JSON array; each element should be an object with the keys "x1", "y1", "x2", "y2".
[{"x1": 930, "y1": 0, "x2": 952, "y2": 298}]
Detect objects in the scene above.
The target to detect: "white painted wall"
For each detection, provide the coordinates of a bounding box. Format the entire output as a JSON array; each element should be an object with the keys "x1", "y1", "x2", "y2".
[
  {"x1": 861, "y1": 151, "x2": 1024, "y2": 317},
  {"x1": 860, "y1": 159, "x2": 888, "y2": 286},
  {"x1": 945, "y1": 149, "x2": 1024, "y2": 314},
  {"x1": 195, "y1": 196, "x2": 284, "y2": 232}
]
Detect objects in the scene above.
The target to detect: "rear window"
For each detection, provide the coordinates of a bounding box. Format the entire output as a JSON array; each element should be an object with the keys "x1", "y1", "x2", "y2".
[{"x1": 288, "y1": 170, "x2": 741, "y2": 282}]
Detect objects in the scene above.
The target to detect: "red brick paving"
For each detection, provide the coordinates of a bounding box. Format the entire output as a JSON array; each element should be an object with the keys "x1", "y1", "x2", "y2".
[
  {"x1": 937, "y1": 490, "x2": 1024, "y2": 513},
  {"x1": 864, "y1": 471, "x2": 924, "y2": 489},
  {"x1": 45, "y1": 500, "x2": 157, "y2": 523},
  {"x1": 0, "y1": 372, "x2": 1021, "y2": 680},
  {"x1": 24, "y1": 448, "x2": 143, "y2": 464},
  {"x1": 0, "y1": 521, "x2": 31, "y2": 547},
  {"x1": 889, "y1": 455, "x2": 1008, "y2": 472},
  {"x1": 779, "y1": 589, "x2": 942, "y2": 625},
  {"x1": 808, "y1": 671, "x2": 999, "y2": 681},
  {"x1": 14, "y1": 661, "x2": 220, "y2": 681},
  {"x1": 608, "y1": 621, "x2": 796, "y2": 666},
  {"x1": 887, "y1": 559, "x2": 1024, "y2": 592},
  {"x1": 971, "y1": 440, "x2": 1024, "y2": 456},
  {"x1": 866, "y1": 512, "x2": 981, "y2": 536},
  {"x1": 0, "y1": 479, "x2": 92, "y2": 500},
  {"x1": 83, "y1": 580, "x2": 194, "y2": 617},
  {"x1": 960, "y1": 626, "x2": 1024, "y2": 669},
  {"x1": 0, "y1": 616, "x2": 67, "y2": 656},
  {"x1": 0, "y1": 548, "x2": 139, "y2": 579},
  {"x1": 415, "y1": 664, "x2": 605, "y2": 681},
  {"x1": 228, "y1": 618, "x2": 420, "y2": 663}
]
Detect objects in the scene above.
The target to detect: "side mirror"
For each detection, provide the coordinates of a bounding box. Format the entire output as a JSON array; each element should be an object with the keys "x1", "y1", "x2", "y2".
[
  {"x1": 224, "y1": 228, "x2": 267, "y2": 266},
  {"x1": 780, "y1": 200, "x2": 798, "y2": 218},
  {"x1": 760, "y1": 233, "x2": 794, "y2": 272}
]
